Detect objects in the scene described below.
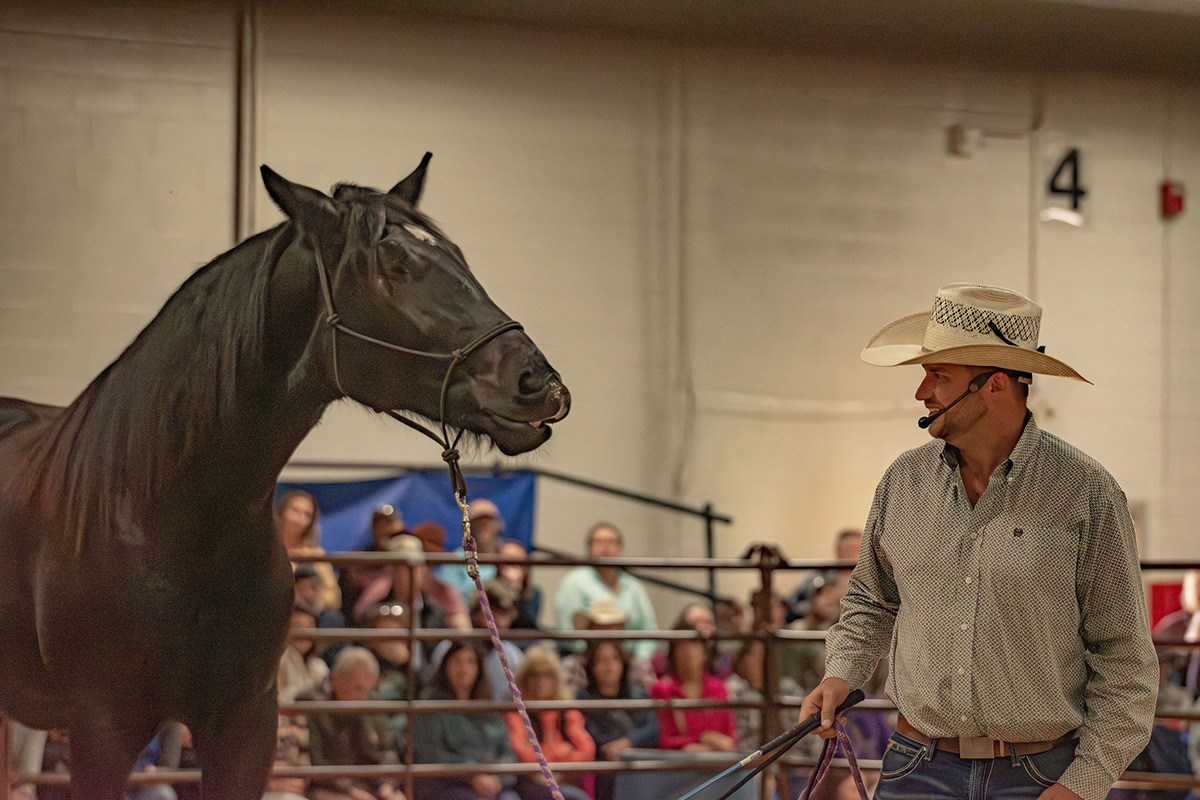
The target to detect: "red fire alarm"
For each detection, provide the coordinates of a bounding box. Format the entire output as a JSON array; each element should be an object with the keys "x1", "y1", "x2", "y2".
[{"x1": 1162, "y1": 181, "x2": 1185, "y2": 218}]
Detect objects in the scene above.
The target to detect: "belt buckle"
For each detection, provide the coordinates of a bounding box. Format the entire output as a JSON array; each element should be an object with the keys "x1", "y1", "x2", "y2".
[{"x1": 959, "y1": 736, "x2": 996, "y2": 759}]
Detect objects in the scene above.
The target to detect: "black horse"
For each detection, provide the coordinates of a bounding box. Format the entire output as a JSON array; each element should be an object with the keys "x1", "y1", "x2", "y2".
[{"x1": 0, "y1": 155, "x2": 569, "y2": 799}]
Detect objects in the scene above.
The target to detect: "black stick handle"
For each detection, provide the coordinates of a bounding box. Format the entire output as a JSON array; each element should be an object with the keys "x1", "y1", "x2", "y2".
[
  {"x1": 757, "y1": 688, "x2": 866, "y2": 756},
  {"x1": 705, "y1": 689, "x2": 868, "y2": 800}
]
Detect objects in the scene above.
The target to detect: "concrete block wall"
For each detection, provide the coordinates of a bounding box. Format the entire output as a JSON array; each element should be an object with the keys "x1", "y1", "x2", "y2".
[
  {"x1": 2, "y1": 1, "x2": 1198, "y2": 615},
  {"x1": 0, "y1": 0, "x2": 236, "y2": 403}
]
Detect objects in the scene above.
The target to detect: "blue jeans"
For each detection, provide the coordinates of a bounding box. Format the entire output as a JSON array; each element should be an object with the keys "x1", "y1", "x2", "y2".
[{"x1": 875, "y1": 732, "x2": 1077, "y2": 800}]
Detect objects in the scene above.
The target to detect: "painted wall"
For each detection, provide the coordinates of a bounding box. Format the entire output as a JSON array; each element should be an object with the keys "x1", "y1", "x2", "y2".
[{"x1": 2, "y1": 0, "x2": 1197, "y2": 617}]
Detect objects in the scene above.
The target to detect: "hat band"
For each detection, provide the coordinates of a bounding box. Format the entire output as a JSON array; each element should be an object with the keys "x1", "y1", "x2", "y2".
[{"x1": 930, "y1": 296, "x2": 1040, "y2": 348}]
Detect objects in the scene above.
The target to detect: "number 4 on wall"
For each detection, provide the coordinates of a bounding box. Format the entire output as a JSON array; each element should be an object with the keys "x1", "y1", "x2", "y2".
[{"x1": 1048, "y1": 148, "x2": 1087, "y2": 210}]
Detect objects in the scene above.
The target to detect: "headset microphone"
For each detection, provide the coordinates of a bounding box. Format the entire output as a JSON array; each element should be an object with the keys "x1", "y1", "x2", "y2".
[{"x1": 917, "y1": 370, "x2": 999, "y2": 429}]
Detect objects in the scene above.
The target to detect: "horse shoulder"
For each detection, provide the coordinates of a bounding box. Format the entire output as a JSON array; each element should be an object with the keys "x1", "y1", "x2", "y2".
[{"x1": 0, "y1": 397, "x2": 62, "y2": 438}]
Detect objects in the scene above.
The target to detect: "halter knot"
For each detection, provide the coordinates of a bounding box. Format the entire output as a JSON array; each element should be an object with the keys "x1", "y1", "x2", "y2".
[
  {"x1": 325, "y1": 312, "x2": 341, "y2": 327},
  {"x1": 441, "y1": 447, "x2": 459, "y2": 465}
]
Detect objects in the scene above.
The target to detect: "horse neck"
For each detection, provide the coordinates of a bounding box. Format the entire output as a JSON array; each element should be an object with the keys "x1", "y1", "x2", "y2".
[{"x1": 34, "y1": 227, "x2": 331, "y2": 534}]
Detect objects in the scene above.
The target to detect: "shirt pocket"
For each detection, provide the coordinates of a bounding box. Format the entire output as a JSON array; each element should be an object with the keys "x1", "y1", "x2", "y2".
[{"x1": 985, "y1": 523, "x2": 1078, "y2": 609}]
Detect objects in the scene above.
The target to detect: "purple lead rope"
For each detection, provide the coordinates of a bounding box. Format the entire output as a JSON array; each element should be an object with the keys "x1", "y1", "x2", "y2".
[
  {"x1": 453, "y1": 480, "x2": 868, "y2": 800},
  {"x1": 455, "y1": 492, "x2": 567, "y2": 800},
  {"x1": 798, "y1": 721, "x2": 870, "y2": 800}
]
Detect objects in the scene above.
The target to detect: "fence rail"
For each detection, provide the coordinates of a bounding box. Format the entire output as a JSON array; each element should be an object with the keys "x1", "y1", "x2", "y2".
[{"x1": 5, "y1": 552, "x2": 1197, "y2": 799}]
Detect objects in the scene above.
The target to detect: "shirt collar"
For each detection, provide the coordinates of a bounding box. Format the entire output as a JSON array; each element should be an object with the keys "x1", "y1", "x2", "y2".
[{"x1": 939, "y1": 412, "x2": 1041, "y2": 475}]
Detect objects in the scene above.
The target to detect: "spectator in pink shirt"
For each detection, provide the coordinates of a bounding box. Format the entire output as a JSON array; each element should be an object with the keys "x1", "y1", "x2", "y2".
[{"x1": 650, "y1": 626, "x2": 738, "y2": 753}]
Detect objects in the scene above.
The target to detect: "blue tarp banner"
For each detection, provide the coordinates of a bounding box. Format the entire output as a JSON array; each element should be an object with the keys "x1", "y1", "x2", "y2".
[{"x1": 275, "y1": 471, "x2": 536, "y2": 554}]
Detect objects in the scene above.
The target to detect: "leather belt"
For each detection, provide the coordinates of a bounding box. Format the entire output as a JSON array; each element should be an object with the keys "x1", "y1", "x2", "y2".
[{"x1": 896, "y1": 716, "x2": 1078, "y2": 760}]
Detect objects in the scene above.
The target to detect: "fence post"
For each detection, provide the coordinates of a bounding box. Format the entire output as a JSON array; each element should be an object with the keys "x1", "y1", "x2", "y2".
[{"x1": 748, "y1": 544, "x2": 787, "y2": 800}]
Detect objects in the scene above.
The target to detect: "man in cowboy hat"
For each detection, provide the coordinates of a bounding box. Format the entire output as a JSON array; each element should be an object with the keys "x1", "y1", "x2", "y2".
[{"x1": 799, "y1": 284, "x2": 1157, "y2": 800}]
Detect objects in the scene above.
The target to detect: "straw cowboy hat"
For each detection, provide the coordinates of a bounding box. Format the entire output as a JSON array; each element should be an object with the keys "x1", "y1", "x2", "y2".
[
  {"x1": 860, "y1": 283, "x2": 1089, "y2": 383},
  {"x1": 584, "y1": 596, "x2": 630, "y2": 627}
]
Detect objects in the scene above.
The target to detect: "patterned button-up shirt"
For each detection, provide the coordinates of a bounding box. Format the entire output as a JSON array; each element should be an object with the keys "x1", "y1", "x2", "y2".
[{"x1": 824, "y1": 415, "x2": 1157, "y2": 800}]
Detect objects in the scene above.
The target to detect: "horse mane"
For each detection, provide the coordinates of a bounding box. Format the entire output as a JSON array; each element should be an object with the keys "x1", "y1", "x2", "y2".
[{"x1": 24, "y1": 225, "x2": 291, "y2": 553}]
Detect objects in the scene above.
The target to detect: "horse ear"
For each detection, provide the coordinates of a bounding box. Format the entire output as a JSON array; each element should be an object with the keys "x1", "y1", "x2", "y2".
[
  {"x1": 388, "y1": 152, "x2": 432, "y2": 206},
  {"x1": 260, "y1": 165, "x2": 339, "y2": 232}
]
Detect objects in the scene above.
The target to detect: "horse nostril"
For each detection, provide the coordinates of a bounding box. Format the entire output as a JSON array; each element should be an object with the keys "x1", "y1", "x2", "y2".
[{"x1": 518, "y1": 369, "x2": 544, "y2": 396}]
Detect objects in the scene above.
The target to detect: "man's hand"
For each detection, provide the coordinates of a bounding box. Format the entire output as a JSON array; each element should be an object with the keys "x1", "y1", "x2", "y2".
[
  {"x1": 1036, "y1": 784, "x2": 1083, "y2": 800},
  {"x1": 798, "y1": 677, "x2": 850, "y2": 739}
]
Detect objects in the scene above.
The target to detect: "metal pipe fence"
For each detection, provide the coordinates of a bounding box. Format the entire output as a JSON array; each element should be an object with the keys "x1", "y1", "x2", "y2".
[{"x1": 6, "y1": 551, "x2": 1200, "y2": 798}]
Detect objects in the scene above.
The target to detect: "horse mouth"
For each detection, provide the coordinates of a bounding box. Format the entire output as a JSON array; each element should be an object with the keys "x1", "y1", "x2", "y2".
[
  {"x1": 524, "y1": 391, "x2": 570, "y2": 428},
  {"x1": 483, "y1": 411, "x2": 554, "y2": 454},
  {"x1": 483, "y1": 384, "x2": 570, "y2": 454},
  {"x1": 491, "y1": 400, "x2": 569, "y2": 434}
]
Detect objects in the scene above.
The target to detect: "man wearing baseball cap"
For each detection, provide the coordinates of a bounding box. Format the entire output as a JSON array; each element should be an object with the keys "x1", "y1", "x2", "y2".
[
  {"x1": 799, "y1": 284, "x2": 1156, "y2": 800},
  {"x1": 437, "y1": 497, "x2": 506, "y2": 605}
]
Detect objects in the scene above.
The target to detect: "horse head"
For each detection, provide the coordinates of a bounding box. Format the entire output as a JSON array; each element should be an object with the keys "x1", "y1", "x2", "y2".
[{"x1": 260, "y1": 155, "x2": 569, "y2": 456}]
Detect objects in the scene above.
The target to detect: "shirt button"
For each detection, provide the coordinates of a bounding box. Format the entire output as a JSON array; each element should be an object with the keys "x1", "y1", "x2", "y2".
[
  {"x1": 958, "y1": 667, "x2": 965, "y2": 675},
  {"x1": 964, "y1": 577, "x2": 972, "y2": 584},
  {"x1": 960, "y1": 623, "x2": 968, "y2": 630},
  {"x1": 960, "y1": 715, "x2": 968, "y2": 722}
]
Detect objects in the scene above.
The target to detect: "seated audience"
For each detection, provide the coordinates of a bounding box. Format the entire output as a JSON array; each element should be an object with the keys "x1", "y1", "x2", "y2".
[
  {"x1": 356, "y1": 532, "x2": 469, "y2": 663},
  {"x1": 781, "y1": 573, "x2": 847, "y2": 693},
  {"x1": 430, "y1": 579, "x2": 524, "y2": 700},
  {"x1": 275, "y1": 607, "x2": 317, "y2": 800},
  {"x1": 263, "y1": 726, "x2": 310, "y2": 800},
  {"x1": 554, "y1": 522, "x2": 658, "y2": 660},
  {"x1": 295, "y1": 563, "x2": 345, "y2": 628},
  {"x1": 650, "y1": 628, "x2": 738, "y2": 753},
  {"x1": 128, "y1": 726, "x2": 179, "y2": 800},
  {"x1": 496, "y1": 538, "x2": 543, "y2": 645},
  {"x1": 358, "y1": 602, "x2": 417, "y2": 701},
  {"x1": 1112, "y1": 652, "x2": 1191, "y2": 800},
  {"x1": 412, "y1": 641, "x2": 517, "y2": 800},
  {"x1": 577, "y1": 640, "x2": 659, "y2": 800},
  {"x1": 1153, "y1": 570, "x2": 1200, "y2": 696},
  {"x1": 438, "y1": 498, "x2": 505, "y2": 606},
  {"x1": 167, "y1": 724, "x2": 199, "y2": 800},
  {"x1": 505, "y1": 648, "x2": 594, "y2": 800},
  {"x1": 652, "y1": 603, "x2": 731, "y2": 680},
  {"x1": 340, "y1": 505, "x2": 406, "y2": 620},
  {"x1": 784, "y1": 529, "x2": 860, "y2": 624},
  {"x1": 357, "y1": 601, "x2": 419, "y2": 749},
  {"x1": 412, "y1": 522, "x2": 471, "y2": 632},
  {"x1": 38, "y1": 728, "x2": 70, "y2": 800},
  {"x1": 297, "y1": 647, "x2": 400, "y2": 800},
  {"x1": 561, "y1": 597, "x2": 656, "y2": 693},
  {"x1": 277, "y1": 599, "x2": 330, "y2": 704},
  {"x1": 8, "y1": 720, "x2": 46, "y2": 800},
  {"x1": 275, "y1": 489, "x2": 341, "y2": 612},
  {"x1": 724, "y1": 638, "x2": 803, "y2": 750}
]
